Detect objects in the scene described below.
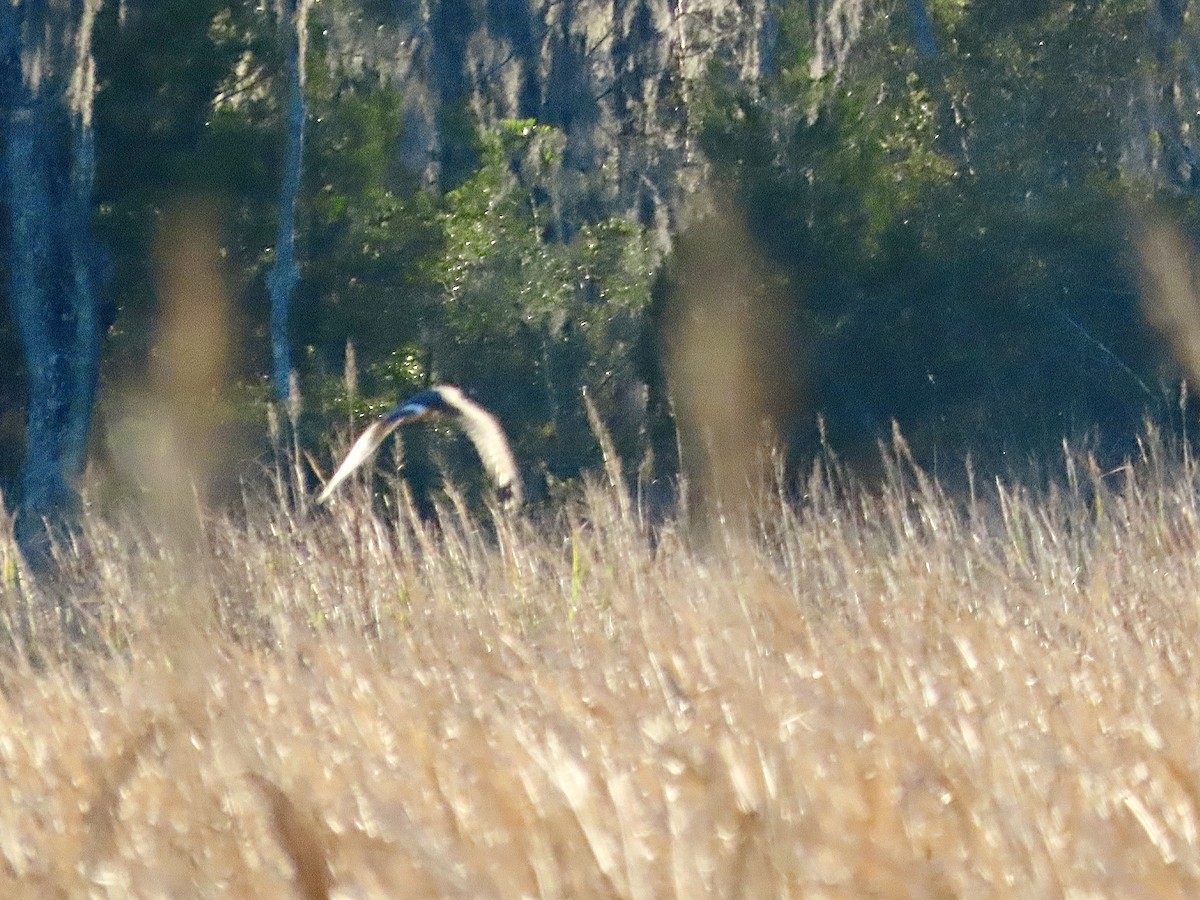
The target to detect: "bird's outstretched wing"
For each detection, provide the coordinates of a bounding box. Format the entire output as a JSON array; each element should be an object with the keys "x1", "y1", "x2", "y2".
[
  {"x1": 449, "y1": 391, "x2": 523, "y2": 507},
  {"x1": 315, "y1": 416, "x2": 402, "y2": 503}
]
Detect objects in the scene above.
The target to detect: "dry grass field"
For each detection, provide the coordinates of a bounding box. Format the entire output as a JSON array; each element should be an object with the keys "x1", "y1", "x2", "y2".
[{"x1": 2, "y1": 440, "x2": 1200, "y2": 898}]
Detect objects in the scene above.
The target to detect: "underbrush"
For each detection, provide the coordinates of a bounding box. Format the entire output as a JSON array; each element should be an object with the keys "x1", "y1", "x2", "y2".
[{"x1": 2, "y1": 441, "x2": 1200, "y2": 896}]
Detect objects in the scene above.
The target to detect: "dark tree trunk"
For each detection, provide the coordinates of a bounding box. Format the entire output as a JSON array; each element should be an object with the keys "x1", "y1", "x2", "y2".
[
  {"x1": 1, "y1": 0, "x2": 107, "y2": 569},
  {"x1": 266, "y1": 0, "x2": 310, "y2": 404},
  {"x1": 1145, "y1": 0, "x2": 1200, "y2": 190},
  {"x1": 907, "y1": 0, "x2": 937, "y2": 58}
]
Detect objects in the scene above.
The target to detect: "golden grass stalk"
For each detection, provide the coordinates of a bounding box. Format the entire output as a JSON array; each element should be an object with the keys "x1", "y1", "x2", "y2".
[{"x1": 2, "y1": 439, "x2": 1200, "y2": 895}]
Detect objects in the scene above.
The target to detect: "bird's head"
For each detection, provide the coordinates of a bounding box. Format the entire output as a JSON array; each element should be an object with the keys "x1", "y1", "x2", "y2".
[{"x1": 386, "y1": 385, "x2": 462, "y2": 425}]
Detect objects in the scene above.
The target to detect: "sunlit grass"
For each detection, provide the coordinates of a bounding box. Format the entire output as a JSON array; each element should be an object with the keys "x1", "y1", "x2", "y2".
[{"x1": 2, "y1": 438, "x2": 1200, "y2": 896}]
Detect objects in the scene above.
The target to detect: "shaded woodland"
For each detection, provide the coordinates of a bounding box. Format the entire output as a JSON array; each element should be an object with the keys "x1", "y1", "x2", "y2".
[{"x1": 4, "y1": 0, "x2": 1200, "y2": 550}]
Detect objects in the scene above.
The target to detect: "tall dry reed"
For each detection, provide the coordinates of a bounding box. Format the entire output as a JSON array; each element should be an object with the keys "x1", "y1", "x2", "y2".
[{"x1": 1, "y1": 438, "x2": 1199, "y2": 897}]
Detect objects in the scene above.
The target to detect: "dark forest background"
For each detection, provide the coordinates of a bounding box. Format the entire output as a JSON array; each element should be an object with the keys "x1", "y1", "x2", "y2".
[{"x1": 4, "y1": 0, "x2": 1200, "y2": 537}]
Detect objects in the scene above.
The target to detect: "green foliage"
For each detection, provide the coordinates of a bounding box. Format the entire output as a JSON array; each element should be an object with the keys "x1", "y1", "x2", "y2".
[
  {"x1": 92, "y1": 1, "x2": 279, "y2": 386},
  {"x1": 299, "y1": 110, "x2": 655, "y2": 503},
  {"x1": 15, "y1": 0, "x2": 1188, "y2": 511},
  {"x1": 82, "y1": 0, "x2": 657, "y2": 504},
  {"x1": 422, "y1": 120, "x2": 655, "y2": 495},
  {"x1": 299, "y1": 73, "x2": 442, "y2": 374},
  {"x1": 695, "y1": 0, "x2": 1189, "y2": 473}
]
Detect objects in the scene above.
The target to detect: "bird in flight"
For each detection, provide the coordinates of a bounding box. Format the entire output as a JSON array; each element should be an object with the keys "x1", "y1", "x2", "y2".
[{"x1": 316, "y1": 385, "x2": 522, "y2": 507}]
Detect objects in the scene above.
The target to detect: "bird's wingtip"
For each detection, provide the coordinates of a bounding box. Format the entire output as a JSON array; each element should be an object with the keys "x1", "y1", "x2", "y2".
[{"x1": 495, "y1": 480, "x2": 522, "y2": 509}]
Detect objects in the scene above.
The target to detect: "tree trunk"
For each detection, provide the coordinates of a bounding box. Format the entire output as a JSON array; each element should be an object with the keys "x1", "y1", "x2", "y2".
[
  {"x1": 907, "y1": 0, "x2": 937, "y2": 58},
  {"x1": 1143, "y1": 0, "x2": 1200, "y2": 190},
  {"x1": 266, "y1": 0, "x2": 310, "y2": 404},
  {"x1": 1, "y1": 0, "x2": 107, "y2": 570}
]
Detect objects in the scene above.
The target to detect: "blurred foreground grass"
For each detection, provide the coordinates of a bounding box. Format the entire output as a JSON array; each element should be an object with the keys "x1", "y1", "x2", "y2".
[{"x1": 2, "y1": 441, "x2": 1200, "y2": 897}]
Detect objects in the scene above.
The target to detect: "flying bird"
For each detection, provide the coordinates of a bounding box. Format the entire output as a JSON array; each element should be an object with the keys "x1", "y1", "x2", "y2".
[{"x1": 316, "y1": 385, "x2": 522, "y2": 507}]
